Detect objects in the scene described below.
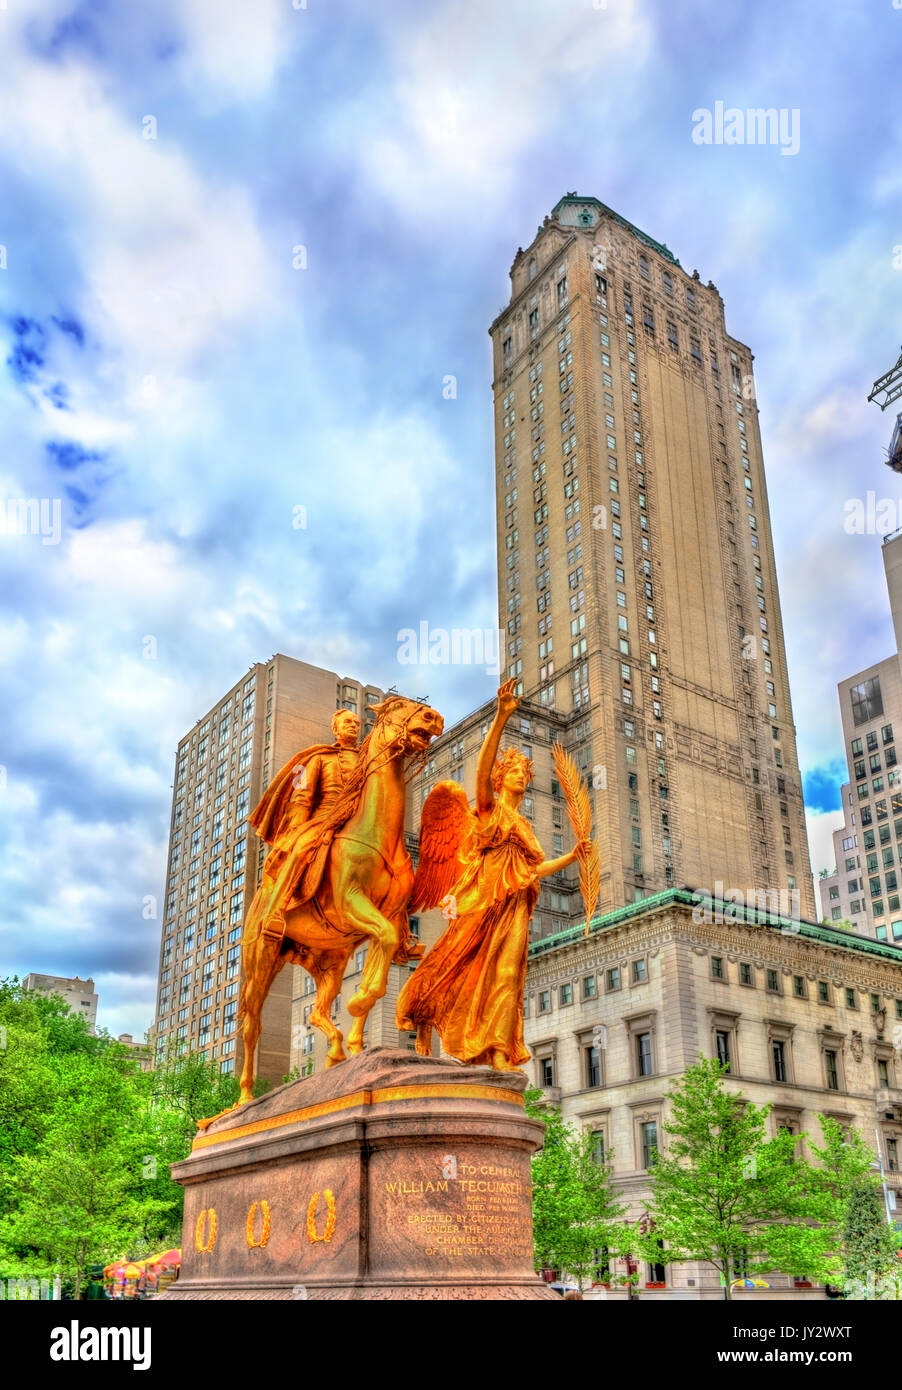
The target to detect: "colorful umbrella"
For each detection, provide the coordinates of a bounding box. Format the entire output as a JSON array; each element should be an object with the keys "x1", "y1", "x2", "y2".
[
  {"x1": 144, "y1": 1248, "x2": 180, "y2": 1268},
  {"x1": 104, "y1": 1261, "x2": 144, "y2": 1279}
]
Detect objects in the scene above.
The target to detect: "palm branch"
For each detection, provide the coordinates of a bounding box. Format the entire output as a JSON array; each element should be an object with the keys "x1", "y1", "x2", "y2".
[{"x1": 552, "y1": 741, "x2": 601, "y2": 937}]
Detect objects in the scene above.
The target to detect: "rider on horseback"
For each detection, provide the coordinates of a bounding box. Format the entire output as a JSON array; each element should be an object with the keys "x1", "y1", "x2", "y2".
[
  {"x1": 250, "y1": 708, "x2": 362, "y2": 946},
  {"x1": 248, "y1": 706, "x2": 424, "y2": 964}
]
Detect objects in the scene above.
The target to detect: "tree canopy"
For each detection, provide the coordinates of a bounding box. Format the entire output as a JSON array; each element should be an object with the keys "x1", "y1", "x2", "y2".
[
  {"x1": 0, "y1": 977, "x2": 242, "y2": 1296},
  {"x1": 640, "y1": 1058, "x2": 844, "y2": 1297},
  {"x1": 526, "y1": 1087, "x2": 633, "y2": 1289}
]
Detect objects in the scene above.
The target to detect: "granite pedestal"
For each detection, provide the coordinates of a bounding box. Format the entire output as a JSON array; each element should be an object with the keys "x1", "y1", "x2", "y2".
[{"x1": 163, "y1": 1047, "x2": 556, "y2": 1300}]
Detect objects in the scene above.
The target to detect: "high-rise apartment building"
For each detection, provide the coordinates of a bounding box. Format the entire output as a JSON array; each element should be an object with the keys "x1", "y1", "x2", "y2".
[
  {"x1": 152, "y1": 655, "x2": 385, "y2": 1086},
  {"x1": 489, "y1": 194, "x2": 814, "y2": 920},
  {"x1": 819, "y1": 780, "x2": 870, "y2": 934},
  {"x1": 22, "y1": 972, "x2": 98, "y2": 1031},
  {"x1": 820, "y1": 531, "x2": 902, "y2": 943}
]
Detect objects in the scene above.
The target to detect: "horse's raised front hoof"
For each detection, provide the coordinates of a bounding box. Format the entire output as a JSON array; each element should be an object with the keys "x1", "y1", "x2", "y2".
[{"x1": 325, "y1": 1049, "x2": 347, "y2": 1069}]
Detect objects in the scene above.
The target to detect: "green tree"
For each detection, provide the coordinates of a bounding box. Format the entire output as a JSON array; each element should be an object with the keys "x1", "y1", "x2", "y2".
[
  {"x1": 0, "y1": 1050, "x2": 169, "y2": 1297},
  {"x1": 148, "y1": 1041, "x2": 242, "y2": 1149},
  {"x1": 641, "y1": 1058, "x2": 840, "y2": 1298},
  {"x1": 0, "y1": 979, "x2": 247, "y2": 1283},
  {"x1": 132, "y1": 1040, "x2": 273, "y2": 1250},
  {"x1": 0, "y1": 977, "x2": 107, "y2": 1059},
  {"x1": 526, "y1": 1088, "x2": 632, "y2": 1290},
  {"x1": 843, "y1": 1184, "x2": 899, "y2": 1298},
  {"x1": 0, "y1": 979, "x2": 108, "y2": 1219},
  {"x1": 809, "y1": 1116, "x2": 900, "y2": 1296},
  {"x1": 809, "y1": 1117, "x2": 880, "y2": 1231}
]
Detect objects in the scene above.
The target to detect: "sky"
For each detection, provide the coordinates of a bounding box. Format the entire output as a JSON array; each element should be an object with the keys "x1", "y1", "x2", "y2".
[{"x1": 1, "y1": 0, "x2": 900, "y2": 1039}]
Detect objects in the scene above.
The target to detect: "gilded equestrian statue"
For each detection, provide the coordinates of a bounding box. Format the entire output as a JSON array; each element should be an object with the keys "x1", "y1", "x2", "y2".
[{"x1": 235, "y1": 695, "x2": 443, "y2": 1104}]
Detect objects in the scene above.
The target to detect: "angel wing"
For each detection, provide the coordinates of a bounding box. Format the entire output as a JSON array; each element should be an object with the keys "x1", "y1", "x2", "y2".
[{"x1": 410, "y1": 780, "x2": 473, "y2": 912}]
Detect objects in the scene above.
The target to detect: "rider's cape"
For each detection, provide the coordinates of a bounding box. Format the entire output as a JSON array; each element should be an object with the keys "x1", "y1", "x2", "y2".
[{"x1": 248, "y1": 742, "x2": 337, "y2": 844}]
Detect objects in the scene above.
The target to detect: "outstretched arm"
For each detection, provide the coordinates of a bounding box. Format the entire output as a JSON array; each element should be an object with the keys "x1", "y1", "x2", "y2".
[
  {"x1": 475, "y1": 678, "x2": 520, "y2": 816},
  {"x1": 536, "y1": 839, "x2": 592, "y2": 879}
]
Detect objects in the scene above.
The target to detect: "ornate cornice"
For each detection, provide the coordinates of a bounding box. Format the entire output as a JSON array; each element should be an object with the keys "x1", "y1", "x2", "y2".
[{"x1": 527, "y1": 904, "x2": 902, "y2": 995}]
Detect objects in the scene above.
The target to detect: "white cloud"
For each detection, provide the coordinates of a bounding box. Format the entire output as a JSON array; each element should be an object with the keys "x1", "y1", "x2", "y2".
[
  {"x1": 358, "y1": 0, "x2": 653, "y2": 218},
  {"x1": 0, "y1": 53, "x2": 280, "y2": 465},
  {"x1": 67, "y1": 520, "x2": 188, "y2": 599},
  {"x1": 170, "y1": 0, "x2": 296, "y2": 106},
  {"x1": 703, "y1": 187, "x2": 782, "y2": 281},
  {"x1": 0, "y1": 615, "x2": 31, "y2": 665}
]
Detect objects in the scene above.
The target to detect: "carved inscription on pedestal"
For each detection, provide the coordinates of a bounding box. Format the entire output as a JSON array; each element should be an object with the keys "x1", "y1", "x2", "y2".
[{"x1": 376, "y1": 1151, "x2": 534, "y2": 1269}]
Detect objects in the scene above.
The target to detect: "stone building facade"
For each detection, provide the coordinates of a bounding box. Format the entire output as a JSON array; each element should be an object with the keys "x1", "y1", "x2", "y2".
[{"x1": 525, "y1": 889, "x2": 902, "y2": 1298}]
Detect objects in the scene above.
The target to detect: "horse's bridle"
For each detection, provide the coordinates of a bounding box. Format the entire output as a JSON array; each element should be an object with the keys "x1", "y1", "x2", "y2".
[{"x1": 361, "y1": 701, "x2": 434, "y2": 787}]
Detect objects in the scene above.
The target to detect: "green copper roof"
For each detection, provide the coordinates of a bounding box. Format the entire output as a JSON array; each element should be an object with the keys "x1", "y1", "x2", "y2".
[
  {"x1": 529, "y1": 887, "x2": 902, "y2": 967},
  {"x1": 551, "y1": 195, "x2": 682, "y2": 268}
]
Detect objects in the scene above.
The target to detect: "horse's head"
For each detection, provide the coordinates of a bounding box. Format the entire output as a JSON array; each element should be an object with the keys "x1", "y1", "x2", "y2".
[
  {"x1": 403, "y1": 700, "x2": 444, "y2": 753},
  {"x1": 371, "y1": 696, "x2": 443, "y2": 757}
]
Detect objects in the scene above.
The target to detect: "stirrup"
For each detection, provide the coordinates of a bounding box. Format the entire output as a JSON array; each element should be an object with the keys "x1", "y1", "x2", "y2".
[
  {"x1": 261, "y1": 909, "x2": 287, "y2": 945},
  {"x1": 392, "y1": 938, "x2": 425, "y2": 964}
]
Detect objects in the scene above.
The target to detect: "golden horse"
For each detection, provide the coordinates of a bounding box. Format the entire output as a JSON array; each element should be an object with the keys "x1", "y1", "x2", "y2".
[{"x1": 236, "y1": 695, "x2": 443, "y2": 1104}]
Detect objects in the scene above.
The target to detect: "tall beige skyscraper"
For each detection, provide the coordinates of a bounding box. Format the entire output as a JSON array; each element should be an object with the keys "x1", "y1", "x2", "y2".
[
  {"x1": 152, "y1": 655, "x2": 384, "y2": 1087},
  {"x1": 490, "y1": 194, "x2": 814, "y2": 919}
]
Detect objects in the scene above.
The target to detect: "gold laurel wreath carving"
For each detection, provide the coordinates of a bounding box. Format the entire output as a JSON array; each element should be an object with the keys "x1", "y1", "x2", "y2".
[
  {"x1": 195, "y1": 1207, "x2": 218, "y2": 1254},
  {"x1": 246, "y1": 1199, "x2": 272, "y2": 1249},
  {"x1": 306, "y1": 1189, "x2": 337, "y2": 1244}
]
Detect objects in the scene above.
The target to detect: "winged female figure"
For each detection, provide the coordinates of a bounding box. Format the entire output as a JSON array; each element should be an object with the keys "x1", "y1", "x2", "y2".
[{"x1": 396, "y1": 678, "x2": 591, "y2": 1071}]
